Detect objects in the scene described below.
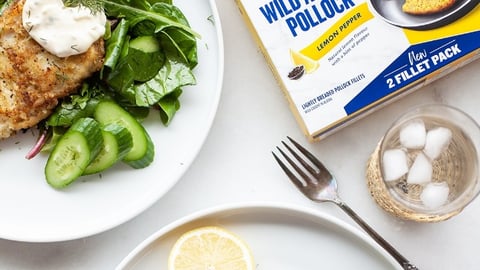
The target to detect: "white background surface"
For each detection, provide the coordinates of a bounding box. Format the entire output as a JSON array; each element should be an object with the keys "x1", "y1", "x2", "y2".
[{"x1": 1, "y1": 1, "x2": 479, "y2": 269}]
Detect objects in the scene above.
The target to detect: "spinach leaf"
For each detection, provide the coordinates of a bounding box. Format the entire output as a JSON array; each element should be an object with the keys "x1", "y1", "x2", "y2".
[
  {"x1": 151, "y1": 2, "x2": 197, "y2": 67},
  {"x1": 103, "y1": 18, "x2": 130, "y2": 73},
  {"x1": 158, "y1": 89, "x2": 182, "y2": 126},
  {"x1": 102, "y1": 0, "x2": 200, "y2": 38},
  {"x1": 105, "y1": 60, "x2": 136, "y2": 101},
  {"x1": 105, "y1": 44, "x2": 165, "y2": 99},
  {"x1": 129, "y1": 48, "x2": 165, "y2": 81},
  {"x1": 131, "y1": 54, "x2": 195, "y2": 107},
  {"x1": 160, "y1": 29, "x2": 197, "y2": 68}
]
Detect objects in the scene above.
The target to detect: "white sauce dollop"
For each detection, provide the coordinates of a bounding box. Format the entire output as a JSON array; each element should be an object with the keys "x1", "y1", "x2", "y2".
[{"x1": 22, "y1": 0, "x2": 106, "y2": 58}]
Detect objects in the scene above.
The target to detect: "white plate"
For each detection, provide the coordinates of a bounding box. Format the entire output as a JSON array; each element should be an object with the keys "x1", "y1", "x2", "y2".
[
  {"x1": 0, "y1": 0, "x2": 223, "y2": 242},
  {"x1": 116, "y1": 202, "x2": 401, "y2": 270}
]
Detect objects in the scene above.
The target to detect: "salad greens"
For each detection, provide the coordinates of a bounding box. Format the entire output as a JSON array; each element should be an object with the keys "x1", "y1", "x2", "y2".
[
  {"x1": 61, "y1": 0, "x2": 196, "y2": 123},
  {"x1": 26, "y1": 0, "x2": 199, "y2": 159},
  {"x1": 57, "y1": 0, "x2": 198, "y2": 125}
]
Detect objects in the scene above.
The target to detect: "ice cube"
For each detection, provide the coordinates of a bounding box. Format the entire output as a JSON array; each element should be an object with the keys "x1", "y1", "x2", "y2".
[
  {"x1": 407, "y1": 152, "x2": 432, "y2": 185},
  {"x1": 400, "y1": 119, "x2": 426, "y2": 149},
  {"x1": 420, "y1": 182, "x2": 450, "y2": 209},
  {"x1": 382, "y1": 149, "x2": 409, "y2": 182},
  {"x1": 424, "y1": 127, "x2": 452, "y2": 160}
]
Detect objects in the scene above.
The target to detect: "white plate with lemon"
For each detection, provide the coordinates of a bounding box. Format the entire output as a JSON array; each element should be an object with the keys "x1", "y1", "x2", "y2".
[{"x1": 116, "y1": 202, "x2": 401, "y2": 270}]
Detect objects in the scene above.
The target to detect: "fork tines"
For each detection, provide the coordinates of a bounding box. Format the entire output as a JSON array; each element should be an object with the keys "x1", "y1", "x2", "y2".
[{"x1": 272, "y1": 136, "x2": 325, "y2": 187}]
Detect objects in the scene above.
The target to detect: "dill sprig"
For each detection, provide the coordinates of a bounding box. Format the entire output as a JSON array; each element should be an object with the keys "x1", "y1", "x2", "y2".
[{"x1": 62, "y1": 0, "x2": 104, "y2": 13}]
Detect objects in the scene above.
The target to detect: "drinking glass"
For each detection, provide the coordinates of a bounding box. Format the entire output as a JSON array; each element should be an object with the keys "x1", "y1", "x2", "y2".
[{"x1": 367, "y1": 104, "x2": 480, "y2": 222}]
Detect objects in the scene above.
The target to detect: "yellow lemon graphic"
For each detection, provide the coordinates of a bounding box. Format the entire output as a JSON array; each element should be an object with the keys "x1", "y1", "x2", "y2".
[
  {"x1": 168, "y1": 226, "x2": 255, "y2": 270},
  {"x1": 290, "y1": 49, "x2": 319, "y2": 74}
]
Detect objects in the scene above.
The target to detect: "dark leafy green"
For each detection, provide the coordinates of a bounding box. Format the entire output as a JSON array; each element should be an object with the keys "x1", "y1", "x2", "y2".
[
  {"x1": 135, "y1": 54, "x2": 195, "y2": 105},
  {"x1": 46, "y1": 83, "x2": 105, "y2": 127},
  {"x1": 102, "y1": 19, "x2": 130, "y2": 73},
  {"x1": 102, "y1": 0, "x2": 199, "y2": 37},
  {"x1": 158, "y1": 89, "x2": 182, "y2": 126},
  {"x1": 50, "y1": 0, "x2": 198, "y2": 128}
]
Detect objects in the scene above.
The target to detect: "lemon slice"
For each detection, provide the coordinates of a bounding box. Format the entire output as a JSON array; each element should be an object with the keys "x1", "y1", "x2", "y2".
[
  {"x1": 290, "y1": 49, "x2": 319, "y2": 74},
  {"x1": 168, "y1": 226, "x2": 255, "y2": 270}
]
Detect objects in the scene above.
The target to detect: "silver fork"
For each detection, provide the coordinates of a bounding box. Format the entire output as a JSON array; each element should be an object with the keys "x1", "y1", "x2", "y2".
[{"x1": 272, "y1": 136, "x2": 418, "y2": 270}]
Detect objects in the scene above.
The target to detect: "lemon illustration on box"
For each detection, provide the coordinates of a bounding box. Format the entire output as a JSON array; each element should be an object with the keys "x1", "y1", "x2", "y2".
[
  {"x1": 290, "y1": 49, "x2": 319, "y2": 73},
  {"x1": 236, "y1": 0, "x2": 480, "y2": 141},
  {"x1": 289, "y1": 49, "x2": 319, "y2": 78}
]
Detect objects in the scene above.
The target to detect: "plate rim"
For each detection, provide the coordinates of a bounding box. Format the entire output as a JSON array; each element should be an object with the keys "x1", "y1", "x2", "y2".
[{"x1": 115, "y1": 201, "x2": 401, "y2": 270}]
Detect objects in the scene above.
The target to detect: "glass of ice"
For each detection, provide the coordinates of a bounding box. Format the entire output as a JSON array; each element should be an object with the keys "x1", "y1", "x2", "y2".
[{"x1": 369, "y1": 104, "x2": 480, "y2": 222}]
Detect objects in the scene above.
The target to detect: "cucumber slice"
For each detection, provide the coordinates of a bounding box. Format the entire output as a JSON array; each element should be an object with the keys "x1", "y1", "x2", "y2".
[
  {"x1": 83, "y1": 123, "x2": 133, "y2": 175},
  {"x1": 129, "y1": 36, "x2": 160, "y2": 53},
  {"x1": 94, "y1": 100, "x2": 155, "y2": 169},
  {"x1": 45, "y1": 118, "x2": 103, "y2": 188},
  {"x1": 124, "y1": 132, "x2": 154, "y2": 169}
]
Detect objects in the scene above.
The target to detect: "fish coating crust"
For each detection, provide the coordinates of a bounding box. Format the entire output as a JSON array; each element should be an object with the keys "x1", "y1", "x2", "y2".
[
  {"x1": 0, "y1": 0, "x2": 105, "y2": 139},
  {"x1": 402, "y1": 0, "x2": 456, "y2": 15}
]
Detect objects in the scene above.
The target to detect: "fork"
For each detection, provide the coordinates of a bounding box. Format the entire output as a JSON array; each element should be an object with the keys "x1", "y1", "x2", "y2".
[{"x1": 272, "y1": 136, "x2": 418, "y2": 270}]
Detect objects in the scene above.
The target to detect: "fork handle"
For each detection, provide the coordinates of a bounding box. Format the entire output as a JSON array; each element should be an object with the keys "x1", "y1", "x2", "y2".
[{"x1": 334, "y1": 200, "x2": 418, "y2": 270}]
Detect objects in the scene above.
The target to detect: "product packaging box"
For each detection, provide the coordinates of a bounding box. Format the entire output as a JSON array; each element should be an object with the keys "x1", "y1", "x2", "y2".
[{"x1": 236, "y1": 0, "x2": 480, "y2": 141}]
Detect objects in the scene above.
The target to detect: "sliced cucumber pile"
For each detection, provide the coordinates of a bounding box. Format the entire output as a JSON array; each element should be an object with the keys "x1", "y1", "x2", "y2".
[
  {"x1": 83, "y1": 123, "x2": 133, "y2": 175},
  {"x1": 44, "y1": 100, "x2": 155, "y2": 188},
  {"x1": 94, "y1": 100, "x2": 155, "y2": 169},
  {"x1": 45, "y1": 118, "x2": 103, "y2": 188}
]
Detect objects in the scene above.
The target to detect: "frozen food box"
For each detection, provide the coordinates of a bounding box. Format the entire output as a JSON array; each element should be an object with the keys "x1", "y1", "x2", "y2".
[{"x1": 235, "y1": 0, "x2": 480, "y2": 141}]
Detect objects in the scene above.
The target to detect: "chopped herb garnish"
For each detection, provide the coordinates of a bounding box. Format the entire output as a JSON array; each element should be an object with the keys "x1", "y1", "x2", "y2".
[{"x1": 62, "y1": 0, "x2": 103, "y2": 13}]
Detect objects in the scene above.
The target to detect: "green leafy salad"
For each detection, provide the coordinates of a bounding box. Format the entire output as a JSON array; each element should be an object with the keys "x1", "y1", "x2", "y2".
[{"x1": 6, "y1": 0, "x2": 200, "y2": 188}]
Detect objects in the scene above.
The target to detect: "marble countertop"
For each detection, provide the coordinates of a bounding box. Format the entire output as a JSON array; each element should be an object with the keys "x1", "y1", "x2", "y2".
[{"x1": 1, "y1": 1, "x2": 479, "y2": 269}]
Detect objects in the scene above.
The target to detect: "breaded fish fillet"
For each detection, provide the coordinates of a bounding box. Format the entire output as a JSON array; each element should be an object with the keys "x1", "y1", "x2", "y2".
[
  {"x1": 402, "y1": 0, "x2": 456, "y2": 15},
  {"x1": 0, "y1": 0, "x2": 105, "y2": 139}
]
